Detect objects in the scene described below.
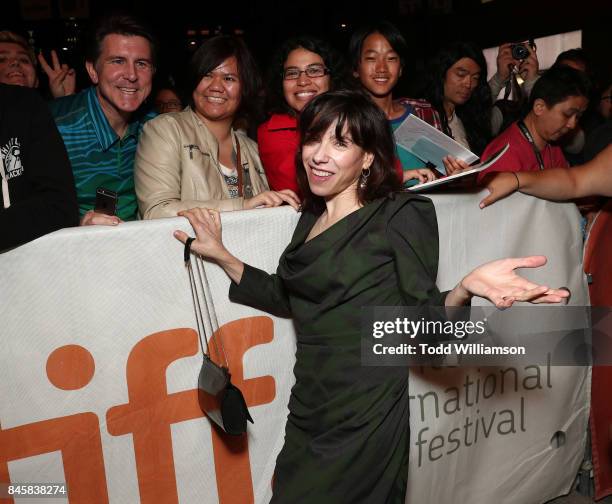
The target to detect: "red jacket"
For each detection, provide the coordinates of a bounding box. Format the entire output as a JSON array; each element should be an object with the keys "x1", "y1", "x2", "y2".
[{"x1": 257, "y1": 114, "x2": 300, "y2": 193}]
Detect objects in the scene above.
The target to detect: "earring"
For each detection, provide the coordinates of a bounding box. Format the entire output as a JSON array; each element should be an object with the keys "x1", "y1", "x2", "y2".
[{"x1": 359, "y1": 167, "x2": 370, "y2": 189}]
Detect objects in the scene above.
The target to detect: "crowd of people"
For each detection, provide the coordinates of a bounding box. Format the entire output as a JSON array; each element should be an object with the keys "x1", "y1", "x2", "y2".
[
  {"x1": 2, "y1": 11, "x2": 610, "y2": 502},
  {"x1": 0, "y1": 14, "x2": 610, "y2": 251}
]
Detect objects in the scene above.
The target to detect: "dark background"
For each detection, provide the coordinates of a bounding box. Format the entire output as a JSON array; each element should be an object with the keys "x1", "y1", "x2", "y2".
[{"x1": 3, "y1": 0, "x2": 611, "y2": 99}]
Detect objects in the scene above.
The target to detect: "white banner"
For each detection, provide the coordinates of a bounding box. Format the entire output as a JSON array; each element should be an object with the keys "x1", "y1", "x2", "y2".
[{"x1": 0, "y1": 191, "x2": 589, "y2": 504}]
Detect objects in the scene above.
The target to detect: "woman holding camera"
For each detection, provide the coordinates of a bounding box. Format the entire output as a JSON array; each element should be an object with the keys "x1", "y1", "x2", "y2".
[
  {"x1": 135, "y1": 36, "x2": 298, "y2": 219},
  {"x1": 176, "y1": 90, "x2": 568, "y2": 502}
]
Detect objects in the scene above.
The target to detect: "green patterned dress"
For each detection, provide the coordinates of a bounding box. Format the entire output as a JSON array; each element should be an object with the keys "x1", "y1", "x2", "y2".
[{"x1": 230, "y1": 193, "x2": 446, "y2": 503}]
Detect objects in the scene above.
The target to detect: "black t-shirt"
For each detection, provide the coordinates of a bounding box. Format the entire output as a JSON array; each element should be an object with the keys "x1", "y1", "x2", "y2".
[{"x1": 0, "y1": 84, "x2": 78, "y2": 251}]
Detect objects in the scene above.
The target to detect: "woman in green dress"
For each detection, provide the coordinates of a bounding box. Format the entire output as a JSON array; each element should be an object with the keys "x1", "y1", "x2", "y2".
[{"x1": 175, "y1": 90, "x2": 569, "y2": 503}]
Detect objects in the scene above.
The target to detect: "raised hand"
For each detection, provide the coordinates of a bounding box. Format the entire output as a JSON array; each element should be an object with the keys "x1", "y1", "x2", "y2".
[
  {"x1": 38, "y1": 50, "x2": 76, "y2": 98},
  {"x1": 495, "y1": 43, "x2": 517, "y2": 82},
  {"x1": 460, "y1": 256, "x2": 569, "y2": 308},
  {"x1": 518, "y1": 44, "x2": 539, "y2": 83}
]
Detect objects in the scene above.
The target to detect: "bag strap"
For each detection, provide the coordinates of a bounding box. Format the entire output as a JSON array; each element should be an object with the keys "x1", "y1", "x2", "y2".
[
  {"x1": 184, "y1": 238, "x2": 229, "y2": 368},
  {"x1": 234, "y1": 133, "x2": 244, "y2": 198}
]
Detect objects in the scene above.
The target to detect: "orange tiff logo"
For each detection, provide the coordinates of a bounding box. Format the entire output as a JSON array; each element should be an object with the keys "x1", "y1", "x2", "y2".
[{"x1": 0, "y1": 317, "x2": 277, "y2": 504}]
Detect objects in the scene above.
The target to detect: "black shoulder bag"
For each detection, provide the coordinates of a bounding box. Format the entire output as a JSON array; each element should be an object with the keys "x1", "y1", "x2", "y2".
[{"x1": 184, "y1": 238, "x2": 253, "y2": 435}]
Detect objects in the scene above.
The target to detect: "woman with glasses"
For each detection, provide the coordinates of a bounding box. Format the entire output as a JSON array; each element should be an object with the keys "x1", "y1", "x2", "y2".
[
  {"x1": 134, "y1": 35, "x2": 299, "y2": 219},
  {"x1": 176, "y1": 90, "x2": 569, "y2": 502},
  {"x1": 257, "y1": 36, "x2": 353, "y2": 193},
  {"x1": 349, "y1": 21, "x2": 438, "y2": 185}
]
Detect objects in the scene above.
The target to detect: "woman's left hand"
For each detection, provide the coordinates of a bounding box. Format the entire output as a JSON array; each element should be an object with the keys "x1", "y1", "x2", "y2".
[
  {"x1": 403, "y1": 168, "x2": 437, "y2": 185},
  {"x1": 459, "y1": 256, "x2": 570, "y2": 308}
]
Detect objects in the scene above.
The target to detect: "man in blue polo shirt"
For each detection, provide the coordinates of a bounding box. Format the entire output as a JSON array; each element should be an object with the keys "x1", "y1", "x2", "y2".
[{"x1": 49, "y1": 14, "x2": 156, "y2": 225}]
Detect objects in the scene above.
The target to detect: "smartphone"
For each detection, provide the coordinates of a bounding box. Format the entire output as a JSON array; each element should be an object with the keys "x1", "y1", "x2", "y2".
[{"x1": 94, "y1": 187, "x2": 118, "y2": 216}]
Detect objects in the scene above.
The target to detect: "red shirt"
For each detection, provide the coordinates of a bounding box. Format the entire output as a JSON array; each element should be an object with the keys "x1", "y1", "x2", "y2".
[
  {"x1": 478, "y1": 122, "x2": 568, "y2": 182},
  {"x1": 257, "y1": 114, "x2": 300, "y2": 193}
]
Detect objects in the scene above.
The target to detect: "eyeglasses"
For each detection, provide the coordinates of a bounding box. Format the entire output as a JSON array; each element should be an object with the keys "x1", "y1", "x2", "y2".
[
  {"x1": 601, "y1": 95, "x2": 612, "y2": 102},
  {"x1": 282, "y1": 64, "x2": 329, "y2": 81},
  {"x1": 156, "y1": 100, "x2": 182, "y2": 112}
]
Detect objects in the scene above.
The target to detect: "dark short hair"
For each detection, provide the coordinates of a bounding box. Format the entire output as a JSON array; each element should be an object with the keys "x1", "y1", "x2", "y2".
[
  {"x1": 188, "y1": 35, "x2": 261, "y2": 121},
  {"x1": 86, "y1": 14, "x2": 157, "y2": 67},
  {"x1": 553, "y1": 48, "x2": 589, "y2": 72},
  {"x1": 528, "y1": 65, "x2": 591, "y2": 109},
  {"x1": 348, "y1": 21, "x2": 408, "y2": 71},
  {"x1": 265, "y1": 35, "x2": 353, "y2": 116},
  {"x1": 296, "y1": 89, "x2": 401, "y2": 213}
]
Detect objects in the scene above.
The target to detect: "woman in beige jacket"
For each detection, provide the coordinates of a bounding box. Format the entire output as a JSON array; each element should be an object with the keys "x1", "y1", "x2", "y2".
[{"x1": 135, "y1": 35, "x2": 299, "y2": 219}]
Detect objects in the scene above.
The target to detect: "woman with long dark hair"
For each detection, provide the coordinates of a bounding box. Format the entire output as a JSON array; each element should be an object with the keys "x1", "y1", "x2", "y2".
[
  {"x1": 424, "y1": 41, "x2": 493, "y2": 156},
  {"x1": 135, "y1": 35, "x2": 299, "y2": 219},
  {"x1": 176, "y1": 90, "x2": 568, "y2": 502},
  {"x1": 257, "y1": 35, "x2": 353, "y2": 193}
]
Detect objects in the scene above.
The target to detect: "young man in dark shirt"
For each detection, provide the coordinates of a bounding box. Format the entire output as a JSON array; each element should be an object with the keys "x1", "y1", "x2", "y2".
[{"x1": 0, "y1": 83, "x2": 78, "y2": 251}]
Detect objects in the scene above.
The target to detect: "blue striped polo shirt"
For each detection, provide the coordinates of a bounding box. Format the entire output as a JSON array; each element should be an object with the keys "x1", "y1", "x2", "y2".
[{"x1": 49, "y1": 87, "x2": 155, "y2": 220}]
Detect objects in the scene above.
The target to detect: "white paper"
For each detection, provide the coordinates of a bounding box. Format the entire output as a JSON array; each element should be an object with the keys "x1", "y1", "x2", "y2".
[
  {"x1": 407, "y1": 144, "x2": 509, "y2": 193},
  {"x1": 394, "y1": 114, "x2": 479, "y2": 172}
]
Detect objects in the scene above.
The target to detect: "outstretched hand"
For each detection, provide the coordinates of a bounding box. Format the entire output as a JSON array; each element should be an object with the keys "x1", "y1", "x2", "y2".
[
  {"x1": 479, "y1": 171, "x2": 519, "y2": 208},
  {"x1": 38, "y1": 50, "x2": 76, "y2": 98},
  {"x1": 461, "y1": 256, "x2": 570, "y2": 308}
]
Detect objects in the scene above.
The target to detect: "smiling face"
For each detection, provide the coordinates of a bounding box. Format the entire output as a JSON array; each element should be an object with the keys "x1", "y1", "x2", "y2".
[
  {"x1": 86, "y1": 34, "x2": 154, "y2": 120},
  {"x1": 0, "y1": 42, "x2": 37, "y2": 88},
  {"x1": 192, "y1": 56, "x2": 242, "y2": 123},
  {"x1": 301, "y1": 121, "x2": 373, "y2": 201},
  {"x1": 533, "y1": 95, "x2": 589, "y2": 143},
  {"x1": 443, "y1": 57, "x2": 481, "y2": 107},
  {"x1": 282, "y1": 48, "x2": 330, "y2": 113},
  {"x1": 354, "y1": 32, "x2": 401, "y2": 99}
]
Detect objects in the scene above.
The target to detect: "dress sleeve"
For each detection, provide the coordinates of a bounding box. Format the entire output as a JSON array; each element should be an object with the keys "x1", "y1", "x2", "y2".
[
  {"x1": 229, "y1": 263, "x2": 292, "y2": 318},
  {"x1": 386, "y1": 196, "x2": 447, "y2": 306}
]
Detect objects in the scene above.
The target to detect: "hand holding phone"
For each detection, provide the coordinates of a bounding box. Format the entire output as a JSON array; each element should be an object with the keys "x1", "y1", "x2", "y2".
[{"x1": 94, "y1": 187, "x2": 118, "y2": 216}]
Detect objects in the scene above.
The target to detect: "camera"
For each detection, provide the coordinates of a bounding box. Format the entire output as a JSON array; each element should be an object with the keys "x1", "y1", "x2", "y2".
[{"x1": 511, "y1": 39, "x2": 535, "y2": 60}]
